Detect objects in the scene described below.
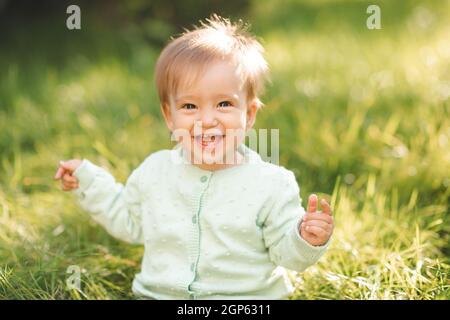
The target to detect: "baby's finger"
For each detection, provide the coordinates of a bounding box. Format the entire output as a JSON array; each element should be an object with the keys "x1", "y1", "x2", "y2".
[
  {"x1": 60, "y1": 160, "x2": 80, "y2": 174},
  {"x1": 63, "y1": 179, "x2": 78, "y2": 187},
  {"x1": 307, "y1": 194, "x2": 318, "y2": 213},
  {"x1": 305, "y1": 225, "x2": 328, "y2": 238},
  {"x1": 62, "y1": 180, "x2": 78, "y2": 190},
  {"x1": 321, "y1": 198, "x2": 332, "y2": 215},
  {"x1": 303, "y1": 212, "x2": 333, "y2": 224},
  {"x1": 304, "y1": 220, "x2": 332, "y2": 232},
  {"x1": 300, "y1": 221, "x2": 311, "y2": 236},
  {"x1": 305, "y1": 220, "x2": 331, "y2": 230},
  {"x1": 54, "y1": 167, "x2": 65, "y2": 180},
  {"x1": 63, "y1": 173, "x2": 78, "y2": 183},
  {"x1": 62, "y1": 183, "x2": 73, "y2": 191}
]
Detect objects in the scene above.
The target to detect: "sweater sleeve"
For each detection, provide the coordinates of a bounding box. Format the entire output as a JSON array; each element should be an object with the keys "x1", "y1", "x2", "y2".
[
  {"x1": 260, "y1": 169, "x2": 331, "y2": 272},
  {"x1": 70, "y1": 159, "x2": 144, "y2": 245}
]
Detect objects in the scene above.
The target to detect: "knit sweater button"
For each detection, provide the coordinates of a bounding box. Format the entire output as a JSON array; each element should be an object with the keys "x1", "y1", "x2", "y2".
[
  {"x1": 200, "y1": 175, "x2": 207, "y2": 182},
  {"x1": 192, "y1": 215, "x2": 197, "y2": 224}
]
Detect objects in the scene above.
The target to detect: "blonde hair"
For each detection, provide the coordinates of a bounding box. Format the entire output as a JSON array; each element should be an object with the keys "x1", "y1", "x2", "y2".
[{"x1": 155, "y1": 14, "x2": 269, "y2": 109}]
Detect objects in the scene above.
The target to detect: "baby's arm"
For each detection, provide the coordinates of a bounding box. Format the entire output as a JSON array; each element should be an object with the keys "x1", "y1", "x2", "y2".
[
  {"x1": 54, "y1": 159, "x2": 144, "y2": 244},
  {"x1": 258, "y1": 170, "x2": 332, "y2": 272}
]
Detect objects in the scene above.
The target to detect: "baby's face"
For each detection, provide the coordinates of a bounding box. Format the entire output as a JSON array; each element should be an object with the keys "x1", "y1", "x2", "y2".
[{"x1": 162, "y1": 60, "x2": 258, "y2": 170}]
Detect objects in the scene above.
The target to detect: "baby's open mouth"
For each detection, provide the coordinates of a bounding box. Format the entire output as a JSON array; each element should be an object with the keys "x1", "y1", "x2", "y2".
[{"x1": 193, "y1": 134, "x2": 225, "y2": 149}]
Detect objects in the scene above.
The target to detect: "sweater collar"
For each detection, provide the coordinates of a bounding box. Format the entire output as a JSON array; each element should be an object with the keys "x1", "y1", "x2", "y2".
[{"x1": 170, "y1": 143, "x2": 262, "y2": 176}]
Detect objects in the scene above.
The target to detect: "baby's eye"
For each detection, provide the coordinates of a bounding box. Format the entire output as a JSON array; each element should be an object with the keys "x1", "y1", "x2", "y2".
[
  {"x1": 182, "y1": 103, "x2": 197, "y2": 110},
  {"x1": 218, "y1": 101, "x2": 233, "y2": 108}
]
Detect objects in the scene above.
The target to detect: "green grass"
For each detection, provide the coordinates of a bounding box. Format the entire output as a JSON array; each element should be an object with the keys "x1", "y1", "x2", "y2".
[{"x1": 0, "y1": 0, "x2": 449, "y2": 299}]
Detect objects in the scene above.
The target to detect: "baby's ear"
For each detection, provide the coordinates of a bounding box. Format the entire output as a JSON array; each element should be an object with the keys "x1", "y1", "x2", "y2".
[
  {"x1": 246, "y1": 99, "x2": 259, "y2": 129},
  {"x1": 160, "y1": 103, "x2": 174, "y2": 131}
]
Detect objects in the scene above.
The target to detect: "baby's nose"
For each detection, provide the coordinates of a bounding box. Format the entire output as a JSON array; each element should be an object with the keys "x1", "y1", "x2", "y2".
[{"x1": 197, "y1": 111, "x2": 218, "y2": 127}]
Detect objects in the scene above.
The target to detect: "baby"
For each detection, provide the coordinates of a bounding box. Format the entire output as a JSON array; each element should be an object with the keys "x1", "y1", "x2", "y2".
[{"x1": 54, "y1": 15, "x2": 334, "y2": 300}]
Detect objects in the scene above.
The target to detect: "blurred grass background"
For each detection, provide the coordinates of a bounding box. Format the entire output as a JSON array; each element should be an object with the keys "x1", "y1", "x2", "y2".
[{"x1": 0, "y1": 0, "x2": 448, "y2": 299}]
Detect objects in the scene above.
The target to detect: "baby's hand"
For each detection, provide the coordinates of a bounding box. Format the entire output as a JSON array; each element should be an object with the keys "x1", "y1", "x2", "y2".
[
  {"x1": 53, "y1": 159, "x2": 82, "y2": 191},
  {"x1": 299, "y1": 194, "x2": 334, "y2": 246}
]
